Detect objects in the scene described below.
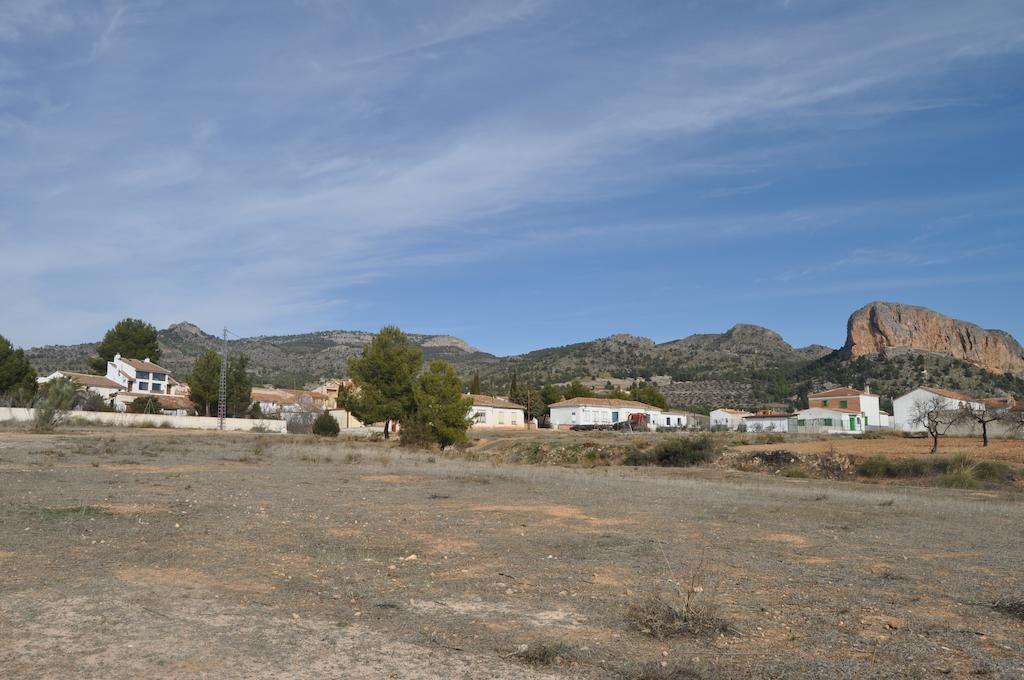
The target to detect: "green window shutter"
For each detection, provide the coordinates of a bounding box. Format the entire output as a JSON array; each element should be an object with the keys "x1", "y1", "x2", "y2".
[
  {"x1": 840, "y1": 400, "x2": 848, "y2": 408},
  {"x1": 822, "y1": 400, "x2": 829, "y2": 407}
]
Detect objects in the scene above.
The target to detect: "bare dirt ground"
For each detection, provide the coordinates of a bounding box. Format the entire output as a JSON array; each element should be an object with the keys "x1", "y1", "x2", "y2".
[{"x1": 1, "y1": 428, "x2": 1023, "y2": 678}]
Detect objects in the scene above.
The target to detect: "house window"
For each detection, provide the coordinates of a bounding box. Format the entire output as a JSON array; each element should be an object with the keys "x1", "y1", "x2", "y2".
[
  {"x1": 152, "y1": 373, "x2": 165, "y2": 382},
  {"x1": 840, "y1": 400, "x2": 848, "y2": 408},
  {"x1": 498, "y1": 412, "x2": 506, "y2": 425},
  {"x1": 137, "y1": 371, "x2": 150, "y2": 380},
  {"x1": 138, "y1": 381, "x2": 149, "y2": 391},
  {"x1": 151, "y1": 384, "x2": 162, "y2": 393},
  {"x1": 797, "y1": 420, "x2": 805, "y2": 427},
  {"x1": 823, "y1": 418, "x2": 833, "y2": 426},
  {"x1": 474, "y1": 411, "x2": 486, "y2": 423},
  {"x1": 822, "y1": 400, "x2": 829, "y2": 407}
]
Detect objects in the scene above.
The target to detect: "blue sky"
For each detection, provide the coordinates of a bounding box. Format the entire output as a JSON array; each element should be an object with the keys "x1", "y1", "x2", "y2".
[{"x1": 2, "y1": 1, "x2": 1023, "y2": 355}]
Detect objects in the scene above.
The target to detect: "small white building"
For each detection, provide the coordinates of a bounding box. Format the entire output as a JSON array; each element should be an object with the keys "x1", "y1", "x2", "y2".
[
  {"x1": 742, "y1": 413, "x2": 793, "y2": 433},
  {"x1": 808, "y1": 386, "x2": 882, "y2": 428},
  {"x1": 469, "y1": 394, "x2": 527, "y2": 430},
  {"x1": 710, "y1": 408, "x2": 753, "y2": 431},
  {"x1": 549, "y1": 397, "x2": 660, "y2": 430},
  {"x1": 105, "y1": 354, "x2": 185, "y2": 398},
  {"x1": 37, "y1": 371, "x2": 122, "y2": 401},
  {"x1": 892, "y1": 387, "x2": 984, "y2": 432},
  {"x1": 791, "y1": 407, "x2": 866, "y2": 434},
  {"x1": 658, "y1": 411, "x2": 692, "y2": 429}
]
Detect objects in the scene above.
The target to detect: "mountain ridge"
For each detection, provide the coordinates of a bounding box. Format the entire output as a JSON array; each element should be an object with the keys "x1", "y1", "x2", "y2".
[{"x1": 22, "y1": 304, "x2": 1024, "y2": 410}]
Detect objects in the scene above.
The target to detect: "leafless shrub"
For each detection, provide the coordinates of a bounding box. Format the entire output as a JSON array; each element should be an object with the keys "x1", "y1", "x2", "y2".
[
  {"x1": 626, "y1": 551, "x2": 729, "y2": 639},
  {"x1": 992, "y1": 596, "x2": 1024, "y2": 620},
  {"x1": 510, "y1": 640, "x2": 576, "y2": 666}
]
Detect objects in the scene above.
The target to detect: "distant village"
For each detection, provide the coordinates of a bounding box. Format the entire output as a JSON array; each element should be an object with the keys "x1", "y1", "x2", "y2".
[{"x1": 29, "y1": 350, "x2": 1021, "y2": 439}]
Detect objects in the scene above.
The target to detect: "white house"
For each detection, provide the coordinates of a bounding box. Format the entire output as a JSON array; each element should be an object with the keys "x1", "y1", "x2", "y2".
[
  {"x1": 892, "y1": 387, "x2": 984, "y2": 432},
  {"x1": 251, "y1": 387, "x2": 331, "y2": 417},
  {"x1": 710, "y1": 408, "x2": 753, "y2": 431},
  {"x1": 549, "y1": 397, "x2": 660, "y2": 430},
  {"x1": 742, "y1": 412, "x2": 793, "y2": 433},
  {"x1": 469, "y1": 394, "x2": 527, "y2": 430},
  {"x1": 807, "y1": 386, "x2": 882, "y2": 428},
  {"x1": 791, "y1": 407, "x2": 866, "y2": 434},
  {"x1": 37, "y1": 371, "x2": 122, "y2": 401},
  {"x1": 658, "y1": 411, "x2": 692, "y2": 429},
  {"x1": 105, "y1": 354, "x2": 185, "y2": 398}
]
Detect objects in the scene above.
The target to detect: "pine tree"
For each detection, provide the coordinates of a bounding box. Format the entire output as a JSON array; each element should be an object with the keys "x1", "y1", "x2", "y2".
[
  {"x1": 0, "y1": 334, "x2": 37, "y2": 404},
  {"x1": 413, "y1": 361, "x2": 473, "y2": 448},
  {"x1": 347, "y1": 326, "x2": 423, "y2": 439},
  {"x1": 186, "y1": 351, "x2": 221, "y2": 416},
  {"x1": 89, "y1": 318, "x2": 161, "y2": 373},
  {"x1": 226, "y1": 354, "x2": 253, "y2": 417},
  {"x1": 469, "y1": 372, "x2": 481, "y2": 394}
]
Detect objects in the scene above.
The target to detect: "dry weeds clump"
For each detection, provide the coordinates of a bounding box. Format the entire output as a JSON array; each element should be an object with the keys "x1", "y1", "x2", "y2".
[
  {"x1": 626, "y1": 551, "x2": 729, "y2": 640},
  {"x1": 509, "y1": 640, "x2": 576, "y2": 666},
  {"x1": 620, "y1": 659, "x2": 707, "y2": 680},
  {"x1": 992, "y1": 596, "x2": 1024, "y2": 621}
]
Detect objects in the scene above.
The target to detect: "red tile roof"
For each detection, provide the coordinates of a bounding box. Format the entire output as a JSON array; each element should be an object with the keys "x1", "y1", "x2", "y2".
[
  {"x1": 470, "y1": 394, "x2": 525, "y2": 409},
  {"x1": 808, "y1": 387, "x2": 873, "y2": 398},
  {"x1": 920, "y1": 386, "x2": 980, "y2": 403},
  {"x1": 549, "y1": 397, "x2": 660, "y2": 411},
  {"x1": 60, "y1": 372, "x2": 121, "y2": 389},
  {"x1": 118, "y1": 357, "x2": 172, "y2": 374}
]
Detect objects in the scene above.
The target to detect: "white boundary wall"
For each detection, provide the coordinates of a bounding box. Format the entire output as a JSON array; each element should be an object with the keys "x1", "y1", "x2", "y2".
[{"x1": 0, "y1": 407, "x2": 287, "y2": 433}]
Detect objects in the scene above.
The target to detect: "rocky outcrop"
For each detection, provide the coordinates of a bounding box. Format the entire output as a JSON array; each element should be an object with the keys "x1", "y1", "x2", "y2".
[{"x1": 843, "y1": 302, "x2": 1024, "y2": 375}]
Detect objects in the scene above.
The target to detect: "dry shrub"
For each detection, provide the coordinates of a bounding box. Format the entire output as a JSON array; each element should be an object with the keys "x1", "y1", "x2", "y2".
[
  {"x1": 621, "y1": 659, "x2": 707, "y2": 680},
  {"x1": 992, "y1": 596, "x2": 1024, "y2": 620},
  {"x1": 626, "y1": 592, "x2": 727, "y2": 639},
  {"x1": 511, "y1": 640, "x2": 575, "y2": 666}
]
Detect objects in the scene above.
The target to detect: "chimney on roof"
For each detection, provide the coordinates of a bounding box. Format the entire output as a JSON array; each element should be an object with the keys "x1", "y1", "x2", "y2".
[
  {"x1": 144, "y1": 357, "x2": 149, "y2": 363},
  {"x1": 114, "y1": 353, "x2": 121, "y2": 361},
  {"x1": 864, "y1": 383, "x2": 871, "y2": 395}
]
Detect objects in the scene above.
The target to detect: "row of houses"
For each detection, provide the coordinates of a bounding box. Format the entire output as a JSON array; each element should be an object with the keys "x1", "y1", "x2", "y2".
[{"x1": 711, "y1": 385, "x2": 1019, "y2": 434}]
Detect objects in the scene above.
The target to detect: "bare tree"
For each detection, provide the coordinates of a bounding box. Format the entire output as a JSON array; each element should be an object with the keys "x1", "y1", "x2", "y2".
[
  {"x1": 960, "y1": 403, "x2": 1003, "y2": 447},
  {"x1": 908, "y1": 395, "x2": 968, "y2": 454},
  {"x1": 1000, "y1": 407, "x2": 1024, "y2": 437}
]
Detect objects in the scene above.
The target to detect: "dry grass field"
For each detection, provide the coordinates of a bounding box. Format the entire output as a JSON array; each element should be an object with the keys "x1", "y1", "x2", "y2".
[
  {"x1": 731, "y1": 436, "x2": 1024, "y2": 466},
  {"x1": 1, "y1": 428, "x2": 1023, "y2": 678}
]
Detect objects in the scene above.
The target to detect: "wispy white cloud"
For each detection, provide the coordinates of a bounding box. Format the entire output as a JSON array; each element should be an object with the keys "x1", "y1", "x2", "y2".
[{"x1": 1, "y1": 0, "x2": 1023, "y2": 347}]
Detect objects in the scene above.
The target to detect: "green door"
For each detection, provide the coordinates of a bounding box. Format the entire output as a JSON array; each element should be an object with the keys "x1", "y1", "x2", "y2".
[{"x1": 849, "y1": 416, "x2": 856, "y2": 431}]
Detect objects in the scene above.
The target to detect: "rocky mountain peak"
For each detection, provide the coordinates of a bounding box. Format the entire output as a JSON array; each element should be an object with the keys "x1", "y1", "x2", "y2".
[
  {"x1": 843, "y1": 301, "x2": 1024, "y2": 375},
  {"x1": 165, "y1": 321, "x2": 208, "y2": 337}
]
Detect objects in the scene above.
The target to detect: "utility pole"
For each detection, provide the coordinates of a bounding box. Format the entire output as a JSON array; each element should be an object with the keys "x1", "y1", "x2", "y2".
[{"x1": 218, "y1": 327, "x2": 228, "y2": 430}]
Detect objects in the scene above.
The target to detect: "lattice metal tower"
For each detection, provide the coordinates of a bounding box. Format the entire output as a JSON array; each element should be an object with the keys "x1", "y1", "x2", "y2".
[{"x1": 217, "y1": 327, "x2": 228, "y2": 430}]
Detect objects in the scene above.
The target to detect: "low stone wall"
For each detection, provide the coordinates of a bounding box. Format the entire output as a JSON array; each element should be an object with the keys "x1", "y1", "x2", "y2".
[{"x1": 0, "y1": 407, "x2": 287, "y2": 434}]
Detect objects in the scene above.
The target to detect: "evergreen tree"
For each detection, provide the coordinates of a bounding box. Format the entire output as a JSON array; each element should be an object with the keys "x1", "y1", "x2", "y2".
[
  {"x1": 226, "y1": 354, "x2": 254, "y2": 417},
  {"x1": 186, "y1": 351, "x2": 221, "y2": 416},
  {"x1": 347, "y1": 326, "x2": 423, "y2": 439},
  {"x1": 469, "y1": 372, "x2": 481, "y2": 394},
  {"x1": 413, "y1": 361, "x2": 473, "y2": 448},
  {"x1": 561, "y1": 380, "x2": 594, "y2": 399},
  {"x1": 89, "y1": 318, "x2": 161, "y2": 373},
  {"x1": 0, "y1": 334, "x2": 37, "y2": 404},
  {"x1": 630, "y1": 381, "x2": 668, "y2": 409},
  {"x1": 509, "y1": 370, "x2": 529, "y2": 407},
  {"x1": 540, "y1": 383, "x2": 563, "y2": 407},
  {"x1": 185, "y1": 351, "x2": 253, "y2": 417}
]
